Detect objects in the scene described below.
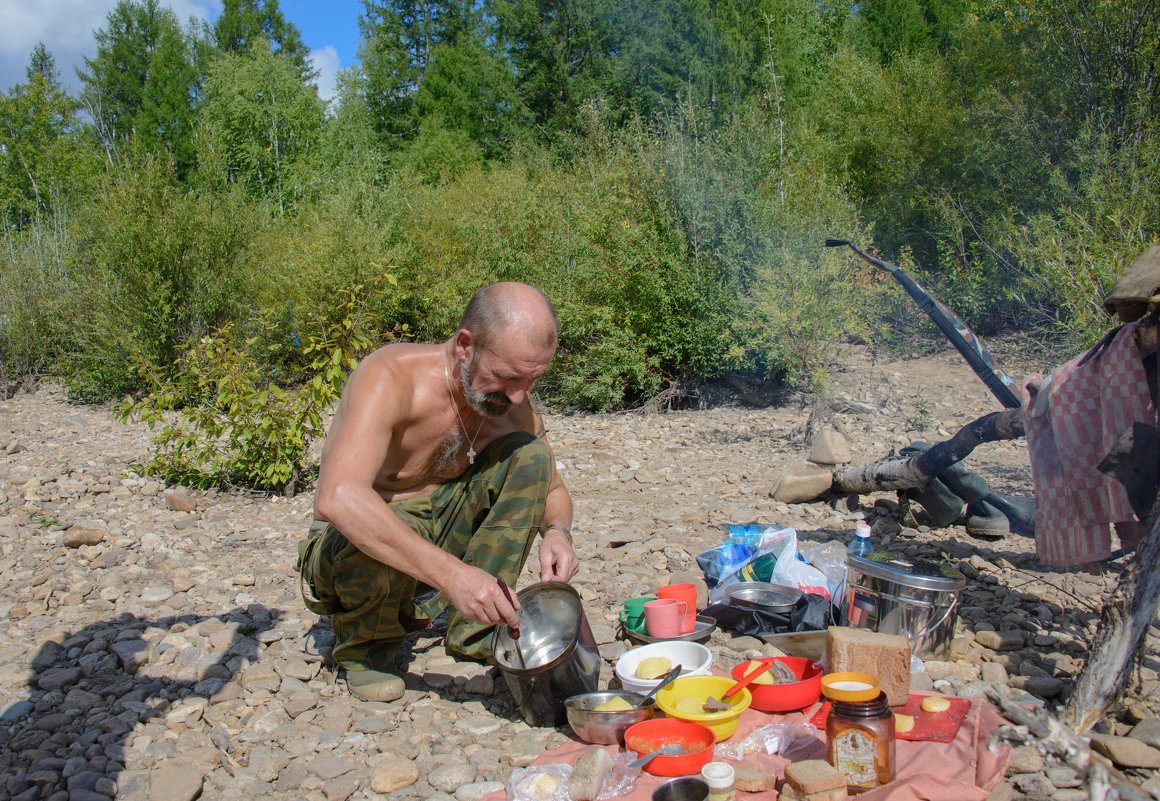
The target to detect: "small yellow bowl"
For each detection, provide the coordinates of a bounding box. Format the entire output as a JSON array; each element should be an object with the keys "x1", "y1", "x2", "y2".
[{"x1": 654, "y1": 675, "x2": 752, "y2": 741}]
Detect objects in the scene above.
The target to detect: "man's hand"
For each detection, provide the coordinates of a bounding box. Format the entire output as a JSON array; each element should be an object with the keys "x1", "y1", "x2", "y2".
[
  {"x1": 443, "y1": 564, "x2": 522, "y2": 630},
  {"x1": 538, "y1": 528, "x2": 579, "y2": 582}
]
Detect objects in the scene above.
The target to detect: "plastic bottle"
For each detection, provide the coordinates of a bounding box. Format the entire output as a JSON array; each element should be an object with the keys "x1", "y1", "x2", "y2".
[{"x1": 847, "y1": 522, "x2": 873, "y2": 558}]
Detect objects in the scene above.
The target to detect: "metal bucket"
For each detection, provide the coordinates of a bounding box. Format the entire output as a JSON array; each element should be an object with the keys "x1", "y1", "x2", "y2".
[
  {"x1": 841, "y1": 550, "x2": 966, "y2": 660},
  {"x1": 491, "y1": 582, "x2": 601, "y2": 726}
]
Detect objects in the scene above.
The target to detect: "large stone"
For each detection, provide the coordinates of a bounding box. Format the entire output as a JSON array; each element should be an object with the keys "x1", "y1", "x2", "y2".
[
  {"x1": 1090, "y1": 734, "x2": 1160, "y2": 768},
  {"x1": 63, "y1": 527, "x2": 104, "y2": 548},
  {"x1": 808, "y1": 428, "x2": 852, "y2": 465},
  {"x1": 307, "y1": 755, "x2": 356, "y2": 781},
  {"x1": 371, "y1": 757, "x2": 419, "y2": 793},
  {"x1": 148, "y1": 764, "x2": 203, "y2": 801},
  {"x1": 428, "y1": 762, "x2": 477, "y2": 793},
  {"x1": 1130, "y1": 718, "x2": 1160, "y2": 749},
  {"x1": 769, "y1": 462, "x2": 833, "y2": 503},
  {"x1": 164, "y1": 491, "x2": 198, "y2": 512}
]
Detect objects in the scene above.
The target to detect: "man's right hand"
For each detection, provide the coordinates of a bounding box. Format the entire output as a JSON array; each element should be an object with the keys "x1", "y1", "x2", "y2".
[{"x1": 444, "y1": 564, "x2": 522, "y2": 630}]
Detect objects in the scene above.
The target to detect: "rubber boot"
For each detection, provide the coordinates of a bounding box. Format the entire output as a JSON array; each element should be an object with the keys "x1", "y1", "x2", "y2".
[
  {"x1": 345, "y1": 668, "x2": 405, "y2": 702},
  {"x1": 980, "y1": 492, "x2": 1036, "y2": 537},
  {"x1": 965, "y1": 500, "x2": 1010, "y2": 539}
]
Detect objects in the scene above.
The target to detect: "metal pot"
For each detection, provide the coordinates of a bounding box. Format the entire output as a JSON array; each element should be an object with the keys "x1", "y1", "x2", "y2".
[
  {"x1": 841, "y1": 550, "x2": 966, "y2": 659},
  {"x1": 491, "y1": 582, "x2": 600, "y2": 726}
]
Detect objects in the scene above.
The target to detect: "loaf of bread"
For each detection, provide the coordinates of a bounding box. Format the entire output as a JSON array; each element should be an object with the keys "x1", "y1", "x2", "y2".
[
  {"x1": 567, "y1": 747, "x2": 614, "y2": 801},
  {"x1": 825, "y1": 626, "x2": 911, "y2": 706},
  {"x1": 784, "y1": 759, "x2": 845, "y2": 795}
]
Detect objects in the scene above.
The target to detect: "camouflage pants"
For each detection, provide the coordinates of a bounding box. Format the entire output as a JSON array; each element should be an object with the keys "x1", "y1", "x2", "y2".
[{"x1": 297, "y1": 432, "x2": 550, "y2": 669}]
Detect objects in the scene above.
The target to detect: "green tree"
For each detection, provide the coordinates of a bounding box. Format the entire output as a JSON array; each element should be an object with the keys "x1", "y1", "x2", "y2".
[
  {"x1": 213, "y1": 0, "x2": 316, "y2": 82},
  {"x1": 200, "y1": 40, "x2": 325, "y2": 213},
  {"x1": 856, "y1": 0, "x2": 964, "y2": 63},
  {"x1": 77, "y1": 0, "x2": 202, "y2": 176},
  {"x1": 26, "y1": 42, "x2": 60, "y2": 87},
  {"x1": 0, "y1": 72, "x2": 87, "y2": 229}
]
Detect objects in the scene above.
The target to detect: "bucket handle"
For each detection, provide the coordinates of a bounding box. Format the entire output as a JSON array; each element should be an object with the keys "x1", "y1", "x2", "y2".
[{"x1": 909, "y1": 595, "x2": 958, "y2": 646}]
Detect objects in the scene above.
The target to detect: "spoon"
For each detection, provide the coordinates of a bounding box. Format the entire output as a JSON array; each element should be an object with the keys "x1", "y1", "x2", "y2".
[
  {"x1": 703, "y1": 657, "x2": 775, "y2": 712},
  {"x1": 635, "y1": 663, "x2": 684, "y2": 708},
  {"x1": 496, "y1": 578, "x2": 526, "y2": 669},
  {"x1": 627, "y1": 743, "x2": 686, "y2": 770}
]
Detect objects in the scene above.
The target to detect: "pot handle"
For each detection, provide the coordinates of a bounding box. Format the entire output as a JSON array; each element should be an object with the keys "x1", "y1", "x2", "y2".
[{"x1": 910, "y1": 595, "x2": 958, "y2": 647}]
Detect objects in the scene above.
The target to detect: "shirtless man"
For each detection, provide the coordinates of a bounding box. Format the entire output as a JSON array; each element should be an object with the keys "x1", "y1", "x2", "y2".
[{"x1": 298, "y1": 282, "x2": 579, "y2": 701}]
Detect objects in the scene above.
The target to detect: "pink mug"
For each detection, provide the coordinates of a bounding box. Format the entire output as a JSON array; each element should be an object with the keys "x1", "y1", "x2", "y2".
[
  {"x1": 644, "y1": 598, "x2": 688, "y2": 639},
  {"x1": 658, "y1": 583, "x2": 698, "y2": 634}
]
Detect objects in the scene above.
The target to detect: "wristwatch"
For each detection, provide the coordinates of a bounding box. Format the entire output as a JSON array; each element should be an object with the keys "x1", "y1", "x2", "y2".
[{"x1": 544, "y1": 523, "x2": 573, "y2": 544}]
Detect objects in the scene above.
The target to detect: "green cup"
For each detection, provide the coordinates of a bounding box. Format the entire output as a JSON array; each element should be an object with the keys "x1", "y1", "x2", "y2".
[{"x1": 619, "y1": 596, "x2": 657, "y2": 633}]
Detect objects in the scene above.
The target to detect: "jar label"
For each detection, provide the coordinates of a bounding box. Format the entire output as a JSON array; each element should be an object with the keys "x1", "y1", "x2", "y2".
[{"x1": 832, "y1": 729, "x2": 880, "y2": 787}]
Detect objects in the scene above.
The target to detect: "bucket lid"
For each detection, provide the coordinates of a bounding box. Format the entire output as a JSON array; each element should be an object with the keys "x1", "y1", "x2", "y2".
[{"x1": 849, "y1": 550, "x2": 966, "y2": 592}]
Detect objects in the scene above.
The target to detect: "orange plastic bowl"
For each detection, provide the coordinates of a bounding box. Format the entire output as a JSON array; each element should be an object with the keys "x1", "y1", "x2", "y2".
[
  {"x1": 624, "y1": 718, "x2": 716, "y2": 777},
  {"x1": 730, "y1": 657, "x2": 824, "y2": 713}
]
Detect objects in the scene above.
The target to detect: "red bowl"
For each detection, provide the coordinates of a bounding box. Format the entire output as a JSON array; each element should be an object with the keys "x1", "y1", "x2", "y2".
[
  {"x1": 624, "y1": 718, "x2": 715, "y2": 777},
  {"x1": 731, "y1": 656, "x2": 823, "y2": 713}
]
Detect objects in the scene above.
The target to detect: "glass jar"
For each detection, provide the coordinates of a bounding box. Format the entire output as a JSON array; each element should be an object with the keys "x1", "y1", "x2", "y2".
[{"x1": 826, "y1": 690, "x2": 895, "y2": 793}]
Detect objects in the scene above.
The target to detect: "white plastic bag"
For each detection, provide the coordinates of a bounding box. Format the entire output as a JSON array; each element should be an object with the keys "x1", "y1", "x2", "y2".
[
  {"x1": 506, "y1": 763, "x2": 571, "y2": 801},
  {"x1": 770, "y1": 530, "x2": 832, "y2": 600}
]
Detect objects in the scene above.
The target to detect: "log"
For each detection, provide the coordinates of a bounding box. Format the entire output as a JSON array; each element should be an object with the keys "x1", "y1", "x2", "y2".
[
  {"x1": 986, "y1": 686, "x2": 1152, "y2": 801},
  {"x1": 831, "y1": 408, "x2": 1024, "y2": 494}
]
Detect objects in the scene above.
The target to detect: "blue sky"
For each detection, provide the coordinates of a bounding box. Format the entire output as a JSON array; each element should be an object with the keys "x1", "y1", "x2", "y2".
[{"x1": 0, "y1": 0, "x2": 366, "y2": 102}]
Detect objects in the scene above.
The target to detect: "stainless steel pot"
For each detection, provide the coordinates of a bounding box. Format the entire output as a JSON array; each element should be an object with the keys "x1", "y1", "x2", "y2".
[
  {"x1": 841, "y1": 550, "x2": 966, "y2": 659},
  {"x1": 491, "y1": 582, "x2": 600, "y2": 726}
]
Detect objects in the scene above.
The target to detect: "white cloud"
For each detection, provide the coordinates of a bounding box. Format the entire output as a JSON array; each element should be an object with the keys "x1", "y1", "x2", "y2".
[
  {"x1": 309, "y1": 45, "x2": 341, "y2": 104},
  {"x1": 0, "y1": 0, "x2": 220, "y2": 93}
]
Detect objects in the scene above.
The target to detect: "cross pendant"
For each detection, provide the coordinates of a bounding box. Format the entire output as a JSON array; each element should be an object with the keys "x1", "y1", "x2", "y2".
[{"x1": 468, "y1": 448, "x2": 476, "y2": 465}]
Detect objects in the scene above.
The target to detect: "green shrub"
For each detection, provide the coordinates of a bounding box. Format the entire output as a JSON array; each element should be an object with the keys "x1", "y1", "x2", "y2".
[{"x1": 117, "y1": 275, "x2": 391, "y2": 494}]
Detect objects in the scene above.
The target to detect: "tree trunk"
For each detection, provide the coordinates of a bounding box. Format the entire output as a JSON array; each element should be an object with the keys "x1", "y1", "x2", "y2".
[{"x1": 832, "y1": 408, "x2": 1024, "y2": 495}]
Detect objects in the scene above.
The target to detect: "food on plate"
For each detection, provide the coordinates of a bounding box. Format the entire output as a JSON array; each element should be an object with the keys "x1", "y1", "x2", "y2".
[
  {"x1": 921, "y1": 695, "x2": 951, "y2": 713},
  {"x1": 593, "y1": 696, "x2": 634, "y2": 712},
  {"x1": 634, "y1": 656, "x2": 674, "y2": 680},
  {"x1": 894, "y1": 713, "x2": 915, "y2": 733},
  {"x1": 567, "y1": 747, "x2": 614, "y2": 801}
]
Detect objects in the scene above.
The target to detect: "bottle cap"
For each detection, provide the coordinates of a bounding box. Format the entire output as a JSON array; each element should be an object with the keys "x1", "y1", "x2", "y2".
[
  {"x1": 701, "y1": 761, "x2": 735, "y2": 789},
  {"x1": 855, "y1": 522, "x2": 871, "y2": 538}
]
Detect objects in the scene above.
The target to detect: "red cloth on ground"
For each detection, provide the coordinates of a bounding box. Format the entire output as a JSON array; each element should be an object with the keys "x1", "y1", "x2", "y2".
[
  {"x1": 1022, "y1": 320, "x2": 1155, "y2": 567},
  {"x1": 484, "y1": 694, "x2": 1010, "y2": 800}
]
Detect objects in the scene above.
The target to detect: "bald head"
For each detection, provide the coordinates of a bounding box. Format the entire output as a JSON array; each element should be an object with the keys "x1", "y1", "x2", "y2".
[{"x1": 459, "y1": 282, "x2": 559, "y2": 353}]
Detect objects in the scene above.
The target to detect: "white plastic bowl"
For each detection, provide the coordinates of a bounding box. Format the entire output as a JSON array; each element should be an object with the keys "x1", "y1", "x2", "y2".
[{"x1": 614, "y1": 641, "x2": 714, "y2": 694}]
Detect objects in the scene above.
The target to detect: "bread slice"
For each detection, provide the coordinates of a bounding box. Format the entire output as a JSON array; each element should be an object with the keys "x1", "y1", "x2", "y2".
[
  {"x1": 784, "y1": 759, "x2": 846, "y2": 795},
  {"x1": 732, "y1": 762, "x2": 777, "y2": 792},
  {"x1": 781, "y1": 785, "x2": 848, "y2": 801},
  {"x1": 825, "y1": 626, "x2": 911, "y2": 706}
]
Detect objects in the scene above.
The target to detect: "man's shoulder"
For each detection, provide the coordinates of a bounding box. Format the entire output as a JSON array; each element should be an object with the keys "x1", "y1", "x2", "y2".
[{"x1": 346, "y1": 342, "x2": 440, "y2": 403}]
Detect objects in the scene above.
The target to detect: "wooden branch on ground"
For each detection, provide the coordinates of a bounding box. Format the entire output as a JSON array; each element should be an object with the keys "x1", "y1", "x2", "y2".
[
  {"x1": 985, "y1": 686, "x2": 1152, "y2": 801},
  {"x1": 832, "y1": 408, "x2": 1024, "y2": 494}
]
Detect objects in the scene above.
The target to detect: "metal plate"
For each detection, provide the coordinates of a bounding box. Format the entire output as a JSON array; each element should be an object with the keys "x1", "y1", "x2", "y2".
[
  {"x1": 622, "y1": 614, "x2": 716, "y2": 644},
  {"x1": 724, "y1": 582, "x2": 802, "y2": 612}
]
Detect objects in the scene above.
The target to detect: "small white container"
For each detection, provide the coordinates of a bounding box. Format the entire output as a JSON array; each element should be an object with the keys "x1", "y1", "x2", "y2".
[
  {"x1": 614, "y1": 640, "x2": 713, "y2": 694},
  {"x1": 701, "y1": 762, "x2": 735, "y2": 801}
]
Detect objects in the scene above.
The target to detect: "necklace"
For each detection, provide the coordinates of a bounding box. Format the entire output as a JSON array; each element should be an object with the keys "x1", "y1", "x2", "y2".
[{"x1": 444, "y1": 348, "x2": 485, "y2": 465}]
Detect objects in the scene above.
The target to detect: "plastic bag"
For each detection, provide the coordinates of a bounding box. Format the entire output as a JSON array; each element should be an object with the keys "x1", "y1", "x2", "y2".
[
  {"x1": 715, "y1": 722, "x2": 820, "y2": 761},
  {"x1": 708, "y1": 526, "x2": 797, "y2": 604},
  {"x1": 506, "y1": 763, "x2": 572, "y2": 801},
  {"x1": 696, "y1": 541, "x2": 755, "y2": 588},
  {"x1": 770, "y1": 529, "x2": 831, "y2": 600},
  {"x1": 796, "y1": 540, "x2": 849, "y2": 601}
]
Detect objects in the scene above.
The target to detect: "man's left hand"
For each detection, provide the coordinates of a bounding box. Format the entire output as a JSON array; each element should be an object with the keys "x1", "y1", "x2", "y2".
[{"x1": 538, "y1": 528, "x2": 579, "y2": 581}]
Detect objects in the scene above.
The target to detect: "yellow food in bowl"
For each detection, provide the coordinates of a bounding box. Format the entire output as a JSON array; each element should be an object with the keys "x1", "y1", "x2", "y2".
[
  {"x1": 737, "y1": 659, "x2": 775, "y2": 685},
  {"x1": 894, "y1": 714, "x2": 915, "y2": 733},
  {"x1": 593, "y1": 696, "x2": 634, "y2": 712},
  {"x1": 674, "y1": 696, "x2": 705, "y2": 715},
  {"x1": 635, "y1": 656, "x2": 674, "y2": 680},
  {"x1": 921, "y1": 696, "x2": 951, "y2": 713}
]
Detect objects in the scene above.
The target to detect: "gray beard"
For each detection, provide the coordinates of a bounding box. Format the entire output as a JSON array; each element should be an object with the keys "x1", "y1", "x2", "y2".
[{"x1": 433, "y1": 428, "x2": 467, "y2": 473}]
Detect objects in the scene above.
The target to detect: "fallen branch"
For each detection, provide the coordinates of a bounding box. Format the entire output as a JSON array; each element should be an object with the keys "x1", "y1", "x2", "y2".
[
  {"x1": 985, "y1": 686, "x2": 1152, "y2": 801},
  {"x1": 832, "y1": 408, "x2": 1024, "y2": 494}
]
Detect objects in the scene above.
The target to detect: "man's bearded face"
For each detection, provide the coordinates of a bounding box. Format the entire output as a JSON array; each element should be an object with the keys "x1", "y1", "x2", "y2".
[{"x1": 461, "y1": 352, "x2": 513, "y2": 418}]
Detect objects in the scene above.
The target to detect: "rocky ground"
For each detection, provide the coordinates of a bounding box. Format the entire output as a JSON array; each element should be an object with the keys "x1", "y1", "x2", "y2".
[{"x1": 1, "y1": 344, "x2": 1158, "y2": 801}]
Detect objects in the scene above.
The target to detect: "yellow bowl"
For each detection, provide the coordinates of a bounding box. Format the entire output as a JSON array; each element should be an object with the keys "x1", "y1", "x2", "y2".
[{"x1": 654, "y1": 675, "x2": 752, "y2": 741}]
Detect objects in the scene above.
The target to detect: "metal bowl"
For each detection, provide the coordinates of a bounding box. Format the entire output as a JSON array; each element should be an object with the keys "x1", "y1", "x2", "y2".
[
  {"x1": 724, "y1": 582, "x2": 802, "y2": 612},
  {"x1": 565, "y1": 691, "x2": 655, "y2": 745}
]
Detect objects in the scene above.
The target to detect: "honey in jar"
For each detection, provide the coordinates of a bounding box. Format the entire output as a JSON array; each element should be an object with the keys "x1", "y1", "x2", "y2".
[{"x1": 822, "y1": 672, "x2": 895, "y2": 793}]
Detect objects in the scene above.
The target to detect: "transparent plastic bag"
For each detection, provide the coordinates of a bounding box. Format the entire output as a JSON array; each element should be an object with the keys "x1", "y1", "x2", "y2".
[
  {"x1": 708, "y1": 526, "x2": 797, "y2": 604},
  {"x1": 715, "y1": 722, "x2": 820, "y2": 760},
  {"x1": 796, "y1": 540, "x2": 849, "y2": 601},
  {"x1": 506, "y1": 763, "x2": 572, "y2": 801}
]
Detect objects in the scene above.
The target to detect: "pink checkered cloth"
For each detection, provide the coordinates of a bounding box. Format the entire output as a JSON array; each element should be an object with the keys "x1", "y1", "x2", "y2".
[{"x1": 1023, "y1": 321, "x2": 1155, "y2": 567}]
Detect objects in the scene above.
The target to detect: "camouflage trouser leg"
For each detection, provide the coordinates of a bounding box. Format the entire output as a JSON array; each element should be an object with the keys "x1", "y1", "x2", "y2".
[{"x1": 297, "y1": 431, "x2": 550, "y2": 669}]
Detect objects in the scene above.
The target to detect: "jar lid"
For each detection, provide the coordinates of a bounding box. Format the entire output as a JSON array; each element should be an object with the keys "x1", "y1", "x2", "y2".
[
  {"x1": 701, "y1": 762, "x2": 735, "y2": 789},
  {"x1": 821, "y1": 672, "x2": 880, "y2": 702},
  {"x1": 848, "y1": 550, "x2": 966, "y2": 592}
]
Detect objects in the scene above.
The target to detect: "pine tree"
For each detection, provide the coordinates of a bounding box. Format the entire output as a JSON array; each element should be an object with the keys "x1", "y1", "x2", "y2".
[
  {"x1": 213, "y1": 0, "x2": 316, "y2": 81},
  {"x1": 26, "y1": 43, "x2": 60, "y2": 88}
]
